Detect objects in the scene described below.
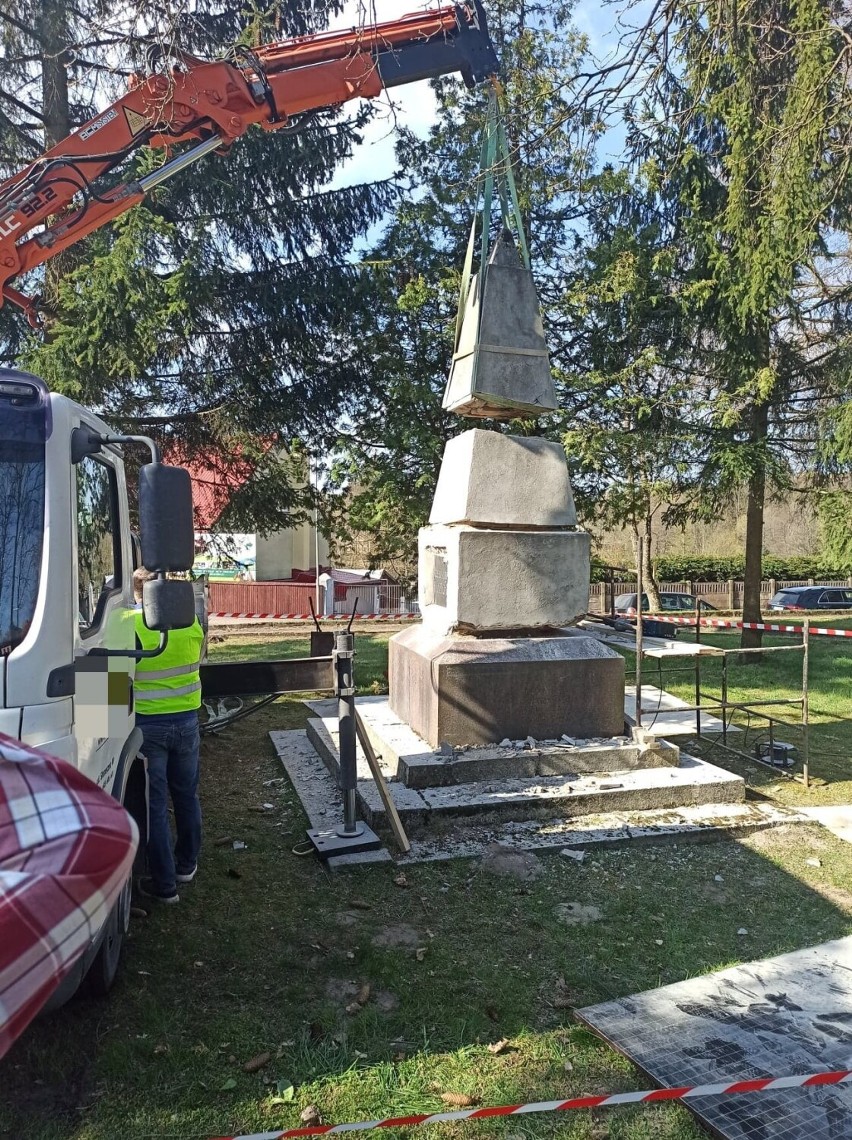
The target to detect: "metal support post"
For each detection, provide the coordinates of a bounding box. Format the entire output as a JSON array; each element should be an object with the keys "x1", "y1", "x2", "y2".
[
  {"x1": 335, "y1": 629, "x2": 361, "y2": 838},
  {"x1": 802, "y1": 618, "x2": 810, "y2": 788},
  {"x1": 635, "y1": 535, "x2": 643, "y2": 731},
  {"x1": 306, "y1": 626, "x2": 382, "y2": 860}
]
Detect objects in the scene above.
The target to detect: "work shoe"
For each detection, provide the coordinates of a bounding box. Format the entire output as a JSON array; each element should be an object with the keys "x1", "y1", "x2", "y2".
[
  {"x1": 176, "y1": 864, "x2": 198, "y2": 884},
  {"x1": 138, "y1": 877, "x2": 180, "y2": 905}
]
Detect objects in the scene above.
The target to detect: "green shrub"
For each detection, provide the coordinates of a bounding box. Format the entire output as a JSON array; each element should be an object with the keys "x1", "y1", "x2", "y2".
[{"x1": 591, "y1": 555, "x2": 852, "y2": 583}]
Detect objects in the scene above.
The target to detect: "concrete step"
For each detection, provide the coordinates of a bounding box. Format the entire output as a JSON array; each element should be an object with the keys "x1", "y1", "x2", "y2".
[
  {"x1": 305, "y1": 715, "x2": 744, "y2": 834},
  {"x1": 305, "y1": 696, "x2": 678, "y2": 788},
  {"x1": 270, "y1": 729, "x2": 803, "y2": 866}
]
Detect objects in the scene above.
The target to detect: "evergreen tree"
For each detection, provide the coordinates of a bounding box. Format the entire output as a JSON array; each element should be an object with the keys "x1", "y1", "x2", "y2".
[
  {"x1": 559, "y1": 168, "x2": 699, "y2": 608},
  {"x1": 606, "y1": 0, "x2": 852, "y2": 645},
  {"x1": 330, "y1": 0, "x2": 592, "y2": 576},
  {"x1": 0, "y1": 0, "x2": 393, "y2": 533}
]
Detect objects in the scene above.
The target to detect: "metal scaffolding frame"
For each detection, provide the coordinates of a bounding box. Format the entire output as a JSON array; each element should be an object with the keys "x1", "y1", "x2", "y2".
[{"x1": 631, "y1": 614, "x2": 812, "y2": 788}]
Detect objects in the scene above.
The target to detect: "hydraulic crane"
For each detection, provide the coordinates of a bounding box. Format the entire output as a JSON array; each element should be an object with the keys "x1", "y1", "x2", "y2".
[
  {"x1": 0, "y1": 4, "x2": 498, "y2": 1001},
  {"x1": 0, "y1": 1, "x2": 498, "y2": 325}
]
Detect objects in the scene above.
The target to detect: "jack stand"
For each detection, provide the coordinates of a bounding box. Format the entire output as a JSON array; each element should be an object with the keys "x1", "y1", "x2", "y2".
[{"x1": 307, "y1": 619, "x2": 382, "y2": 860}]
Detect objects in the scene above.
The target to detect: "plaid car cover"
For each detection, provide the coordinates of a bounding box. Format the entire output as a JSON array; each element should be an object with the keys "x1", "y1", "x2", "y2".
[{"x1": 0, "y1": 733, "x2": 138, "y2": 1058}]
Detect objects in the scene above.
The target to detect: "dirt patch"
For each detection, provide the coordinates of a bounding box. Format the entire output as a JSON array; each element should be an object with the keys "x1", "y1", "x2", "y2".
[
  {"x1": 371, "y1": 924, "x2": 422, "y2": 949},
  {"x1": 554, "y1": 902, "x2": 603, "y2": 926},
  {"x1": 814, "y1": 884, "x2": 852, "y2": 911},
  {"x1": 744, "y1": 823, "x2": 821, "y2": 852},
  {"x1": 374, "y1": 990, "x2": 399, "y2": 1012},
  {"x1": 698, "y1": 884, "x2": 728, "y2": 904},
  {"x1": 335, "y1": 910, "x2": 365, "y2": 928},
  {"x1": 481, "y1": 843, "x2": 541, "y2": 882},
  {"x1": 325, "y1": 979, "x2": 361, "y2": 1003}
]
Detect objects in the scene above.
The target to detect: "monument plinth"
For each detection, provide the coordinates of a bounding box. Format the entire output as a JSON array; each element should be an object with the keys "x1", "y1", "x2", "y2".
[
  {"x1": 389, "y1": 226, "x2": 626, "y2": 749},
  {"x1": 388, "y1": 429, "x2": 625, "y2": 747}
]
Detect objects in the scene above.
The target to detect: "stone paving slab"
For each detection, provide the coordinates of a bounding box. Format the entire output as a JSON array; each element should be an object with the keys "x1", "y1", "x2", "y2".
[
  {"x1": 304, "y1": 717, "x2": 429, "y2": 823},
  {"x1": 401, "y1": 801, "x2": 808, "y2": 863},
  {"x1": 305, "y1": 714, "x2": 744, "y2": 830},
  {"x1": 268, "y1": 730, "x2": 392, "y2": 869},
  {"x1": 800, "y1": 806, "x2": 852, "y2": 845},
  {"x1": 577, "y1": 936, "x2": 852, "y2": 1140},
  {"x1": 270, "y1": 723, "x2": 806, "y2": 864},
  {"x1": 313, "y1": 696, "x2": 676, "y2": 789},
  {"x1": 625, "y1": 685, "x2": 740, "y2": 736}
]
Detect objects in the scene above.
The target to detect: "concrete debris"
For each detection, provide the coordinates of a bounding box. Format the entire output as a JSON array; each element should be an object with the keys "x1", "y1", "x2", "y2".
[
  {"x1": 554, "y1": 902, "x2": 603, "y2": 926},
  {"x1": 560, "y1": 849, "x2": 586, "y2": 862},
  {"x1": 481, "y1": 842, "x2": 541, "y2": 882},
  {"x1": 806, "y1": 858, "x2": 822, "y2": 868}
]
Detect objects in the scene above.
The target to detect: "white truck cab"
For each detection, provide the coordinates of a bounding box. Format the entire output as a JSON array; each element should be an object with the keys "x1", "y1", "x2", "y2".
[{"x1": 0, "y1": 366, "x2": 196, "y2": 995}]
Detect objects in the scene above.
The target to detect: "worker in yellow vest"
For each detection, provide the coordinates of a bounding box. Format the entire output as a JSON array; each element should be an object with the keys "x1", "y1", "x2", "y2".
[{"x1": 133, "y1": 568, "x2": 205, "y2": 904}]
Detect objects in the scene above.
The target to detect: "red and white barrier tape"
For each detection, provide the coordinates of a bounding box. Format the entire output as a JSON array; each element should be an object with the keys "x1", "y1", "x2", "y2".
[
  {"x1": 210, "y1": 611, "x2": 852, "y2": 635},
  {"x1": 211, "y1": 1068, "x2": 852, "y2": 1139},
  {"x1": 209, "y1": 613, "x2": 420, "y2": 621},
  {"x1": 625, "y1": 611, "x2": 852, "y2": 638}
]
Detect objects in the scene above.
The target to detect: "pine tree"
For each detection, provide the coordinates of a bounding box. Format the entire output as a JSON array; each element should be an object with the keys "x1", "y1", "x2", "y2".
[
  {"x1": 0, "y1": 0, "x2": 393, "y2": 533},
  {"x1": 559, "y1": 168, "x2": 699, "y2": 608},
  {"x1": 606, "y1": 0, "x2": 852, "y2": 646},
  {"x1": 330, "y1": 0, "x2": 592, "y2": 575}
]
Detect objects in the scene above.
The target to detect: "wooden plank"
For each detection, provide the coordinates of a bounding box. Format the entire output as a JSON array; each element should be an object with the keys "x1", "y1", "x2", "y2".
[{"x1": 354, "y1": 706, "x2": 411, "y2": 854}]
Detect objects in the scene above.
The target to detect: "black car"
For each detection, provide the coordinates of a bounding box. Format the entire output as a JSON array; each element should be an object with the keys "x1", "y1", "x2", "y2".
[
  {"x1": 768, "y1": 586, "x2": 852, "y2": 611},
  {"x1": 614, "y1": 592, "x2": 717, "y2": 614}
]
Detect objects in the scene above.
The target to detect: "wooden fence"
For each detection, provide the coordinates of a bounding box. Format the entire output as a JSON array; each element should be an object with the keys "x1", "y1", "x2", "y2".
[{"x1": 207, "y1": 577, "x2": 852, "y2": 618}]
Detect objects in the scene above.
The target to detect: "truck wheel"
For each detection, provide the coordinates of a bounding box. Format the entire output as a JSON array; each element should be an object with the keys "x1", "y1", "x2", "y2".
[{"x1": 85, "y1": 875, "x2": 131, "y2": 996}]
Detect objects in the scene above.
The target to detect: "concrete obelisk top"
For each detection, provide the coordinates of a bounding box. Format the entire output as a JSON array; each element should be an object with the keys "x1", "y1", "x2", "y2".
[{"x1": 443, "y1": 231, "x2": 558, "y2": 420}]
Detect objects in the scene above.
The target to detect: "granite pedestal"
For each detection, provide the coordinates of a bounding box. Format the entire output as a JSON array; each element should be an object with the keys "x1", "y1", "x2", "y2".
[{"x1": 389, "y1": 624, "x2": 625, "y2": 748}]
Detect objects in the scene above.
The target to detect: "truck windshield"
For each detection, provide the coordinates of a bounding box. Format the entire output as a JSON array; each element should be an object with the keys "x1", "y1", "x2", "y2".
[{"x1": 0, "y1": 394, "x2": 46, "y2": 656}]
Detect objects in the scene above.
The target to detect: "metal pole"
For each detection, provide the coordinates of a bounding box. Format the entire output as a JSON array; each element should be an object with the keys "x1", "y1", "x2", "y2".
[
  {"x1": 635, "y1": 533, "x2": 643, "y2": 731},
  {"x1": 136, "y1": 135, "x2": 224, "y2": 192},
  {"x1": 334, "y1": 629, "x2": 362, "y2": 837},
  {"x1": 721, "y1": 653, "x2": 728, "y2": 746},
  {"x1": 313, "y1": 455, "x2": 321, "y2": 615},
  {"x1": 802, "y1": 617, "x2": 810, "y2": 788}
]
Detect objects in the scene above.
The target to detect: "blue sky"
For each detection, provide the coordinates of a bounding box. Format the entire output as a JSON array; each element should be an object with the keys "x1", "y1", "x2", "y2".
[{"x1": 327, "y1": 0, "x2": 626, "y2": 190}]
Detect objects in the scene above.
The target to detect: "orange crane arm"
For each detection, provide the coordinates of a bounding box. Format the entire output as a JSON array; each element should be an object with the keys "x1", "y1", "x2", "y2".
[{"x1": 0, "y1": 2, "x2": 497, "y2": 324}]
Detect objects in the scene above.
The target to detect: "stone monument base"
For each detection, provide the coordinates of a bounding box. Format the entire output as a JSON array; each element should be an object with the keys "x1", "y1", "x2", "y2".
[{"x1": 388, "y1": 624, "x2": 625, "y2": 748}]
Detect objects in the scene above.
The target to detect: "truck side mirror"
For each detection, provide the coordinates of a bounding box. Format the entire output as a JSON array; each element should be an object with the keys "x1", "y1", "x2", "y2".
[
  {"x1": 138, "y1": 462, "x2": 194, "y2": 571},
  {"x1": 142, "y1": 578, "x2": 196, "y2": 631}
]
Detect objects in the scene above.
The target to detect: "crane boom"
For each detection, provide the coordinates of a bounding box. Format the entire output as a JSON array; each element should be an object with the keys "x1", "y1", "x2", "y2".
[{"x1": 0, "y1": 2, "x2": 498, "y2": 324}]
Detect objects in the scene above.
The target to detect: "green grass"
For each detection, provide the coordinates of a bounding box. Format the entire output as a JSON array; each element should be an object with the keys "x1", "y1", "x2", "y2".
[{"x1": 3, "y1": 628, "x2": 852, "y2": 1139}]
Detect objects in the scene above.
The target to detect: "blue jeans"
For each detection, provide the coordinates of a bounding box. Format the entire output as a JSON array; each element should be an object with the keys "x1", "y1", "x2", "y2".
[{"x1": 139, "y1": 712, "x2": 202, "y2": 894}]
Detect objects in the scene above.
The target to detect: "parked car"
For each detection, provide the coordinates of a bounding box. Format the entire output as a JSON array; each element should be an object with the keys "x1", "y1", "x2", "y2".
[
  {"x1": 768, "y1": 586, "x2": 852, "y2": 611},
  {"x1": 613, "y1": 592, "x2": 717, "y2": 614}
]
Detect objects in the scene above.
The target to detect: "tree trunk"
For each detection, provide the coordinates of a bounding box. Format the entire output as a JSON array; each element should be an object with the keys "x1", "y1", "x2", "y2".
[
  {"x1": 643, "y1": 513, "x2": 662, "y2": 611},
  {"x1": 38, "y1": 0, "x2": 70, "y2": 314},
  {"x1": 740, "y1": 399, "x2": 769, "y2": 652}
]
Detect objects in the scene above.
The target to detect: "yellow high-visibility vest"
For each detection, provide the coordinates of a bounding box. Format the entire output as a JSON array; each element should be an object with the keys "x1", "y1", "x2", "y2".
[{"x1": 134, "y1": 612, "x2": 204, "y2": 715}]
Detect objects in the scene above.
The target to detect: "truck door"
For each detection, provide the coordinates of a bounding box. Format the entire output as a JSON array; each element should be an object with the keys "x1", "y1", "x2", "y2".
[{"x1": 73, "y1": 443, "x2": 135, "y2": 789}]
